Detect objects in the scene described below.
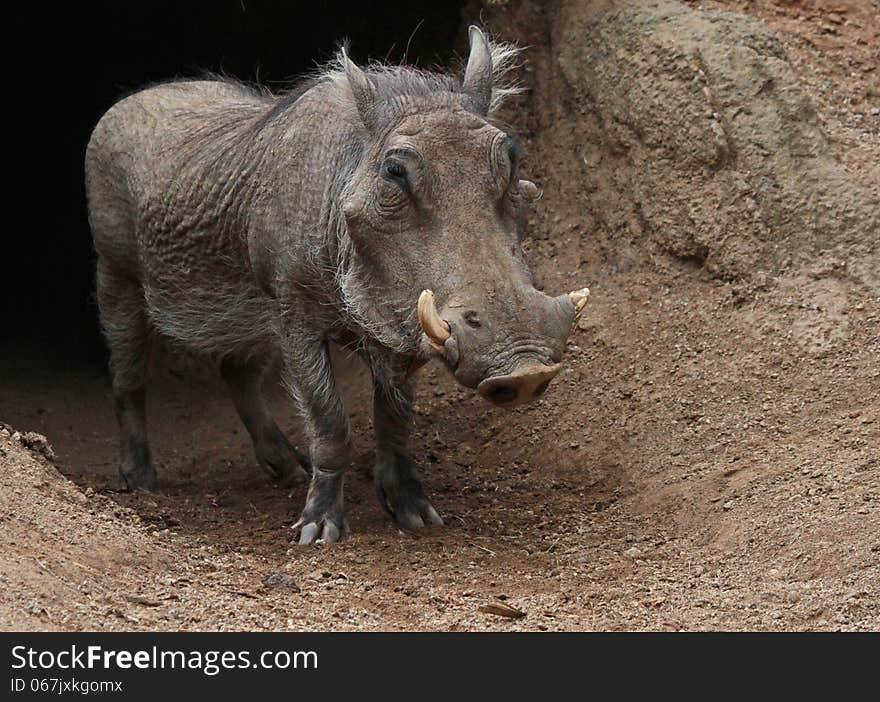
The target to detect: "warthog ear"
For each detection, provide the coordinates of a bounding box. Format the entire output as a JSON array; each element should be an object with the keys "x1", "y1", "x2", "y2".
[
  {"x1": 462, "y1": 26, "x2": 493, "y2": 116},
  {"x1": 341, "y1": 47, "x2": 376, "y2": 129}
]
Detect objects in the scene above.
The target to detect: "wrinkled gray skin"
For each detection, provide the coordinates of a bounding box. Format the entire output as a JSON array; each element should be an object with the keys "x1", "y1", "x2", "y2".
[{"x1": 85, "y1": 28, "x2": 581, "y2": 544}]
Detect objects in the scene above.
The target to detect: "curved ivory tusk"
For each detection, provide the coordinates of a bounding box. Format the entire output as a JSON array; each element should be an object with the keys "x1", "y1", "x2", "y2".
[
  {"x1": 418, "y1": 290, "x2": 451, "y2": 352},
  {"x1": 569, "y1": 287, "x2": 591, "y2": 317},
  {"x1": 518, "y1": 179, "x2": 541, "y2": 202}
]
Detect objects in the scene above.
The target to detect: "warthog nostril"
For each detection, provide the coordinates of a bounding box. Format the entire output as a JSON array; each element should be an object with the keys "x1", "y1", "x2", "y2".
[
  {"x1": 477, "y1": 363, "x2": 563, "y2": 407},
  {"x1": 485, "y1": 384, "x2": 518, "y2": 404}
]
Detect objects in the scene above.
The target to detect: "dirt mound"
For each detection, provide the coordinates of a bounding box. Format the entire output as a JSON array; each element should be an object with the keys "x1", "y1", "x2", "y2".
[
  {"x1": 0, "y1": 426, "x2": 169, "y2": 630},
  {"x1": 1, "y1": 0, "x2": 878, "y2": 630},
  {"x1": 1, "y1": 422, "x2": 373, "y2": 631}
]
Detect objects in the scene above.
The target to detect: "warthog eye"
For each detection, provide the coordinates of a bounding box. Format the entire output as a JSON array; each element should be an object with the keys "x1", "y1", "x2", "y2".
[{"x1": 382, "y1": 158, "x2": 407, "y2": 184}]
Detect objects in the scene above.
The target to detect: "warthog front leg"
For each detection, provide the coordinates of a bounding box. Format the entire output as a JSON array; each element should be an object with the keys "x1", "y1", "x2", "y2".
[
  {"x1": 282, "y1": 321, "x2": 352, "y2": 545},
  {"x1": 372, "y1": 375, "x2": 443, "y2": 530},
  {"x1": 220, "y1": 357, "x2": 309, "y2": 485}
]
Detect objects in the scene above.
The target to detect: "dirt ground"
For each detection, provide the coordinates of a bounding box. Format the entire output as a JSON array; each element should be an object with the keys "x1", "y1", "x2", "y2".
[{"x1": 1, "y1": 0, "x2": 877, "y2": 631}]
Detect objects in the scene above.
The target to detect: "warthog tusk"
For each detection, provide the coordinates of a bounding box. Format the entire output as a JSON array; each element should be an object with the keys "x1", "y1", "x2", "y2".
[
  {"x1": 418, "y1": 290, "x2": 451, "y2": 354},
  {"x1": 569, "y1": 287, "x2": 591, "y2": 317}
]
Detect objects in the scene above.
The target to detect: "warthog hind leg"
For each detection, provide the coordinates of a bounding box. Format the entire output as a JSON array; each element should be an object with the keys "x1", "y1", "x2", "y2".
[
  {"x1": 220, "y1": 357, "x2": 309, "y2": 485},
  {"x1": 96, "y1": 259, "x2": 157, "y2": 491}
]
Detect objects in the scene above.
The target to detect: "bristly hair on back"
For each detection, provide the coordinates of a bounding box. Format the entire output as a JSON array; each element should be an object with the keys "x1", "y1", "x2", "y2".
[
  {"x1": 196, "y1": 30, "x2": 524, "y2": 139},
  {"x1": 318, "y1": 32, "x2": 524, "y2": 118}
]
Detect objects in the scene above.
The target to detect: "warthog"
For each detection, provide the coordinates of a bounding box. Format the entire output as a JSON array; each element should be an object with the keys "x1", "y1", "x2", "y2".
[{"x1": 85, "y1": 27, "x2": 589, "y2": 543}]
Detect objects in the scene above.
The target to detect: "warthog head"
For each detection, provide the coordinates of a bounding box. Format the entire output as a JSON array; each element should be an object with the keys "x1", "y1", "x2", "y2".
[{"x1": 340, "y1": 27, "x2": 589, "y2": 407}]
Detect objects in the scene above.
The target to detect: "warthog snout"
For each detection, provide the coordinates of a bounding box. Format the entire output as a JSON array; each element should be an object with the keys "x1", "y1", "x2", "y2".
[
  {"x1": 417, "y1": 287, "x2": 590, "y2": 407},
  {"x1": 477, "y1": 363, "x2": 562, "y2": 407}
]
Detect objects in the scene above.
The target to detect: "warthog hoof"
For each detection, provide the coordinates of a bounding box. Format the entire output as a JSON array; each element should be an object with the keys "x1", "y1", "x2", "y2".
[
  {"x1": 254, "y1": 430, "x2": 310, "y2": 486},
  {"x1": 375, "y1": 470, "x2": 444, "y2": 531},
  {"x1": 293, "y1": 469, "x2": 346, "y2": 545},
  {"x1": 121, "y1": 456, "x2": 158, "y2": 492}
]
